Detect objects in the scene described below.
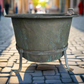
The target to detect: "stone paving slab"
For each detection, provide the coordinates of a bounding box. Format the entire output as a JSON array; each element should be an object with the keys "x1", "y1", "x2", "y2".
[
  {"x1": 0, "y1": 56, "x2": 10, "y2": 59},
  {"x1": 61, "y1": 73, "x2": 71, "y2": 79},
  {"x1": 0, "y1": 77, "x2": 8, "y2": 84},
  {"x1": 45, "y1": 76, "x2": 60, "y2": 80},
  {"x1": 0, "y1": 62, "x2": 7, "y2": 67},
  {"x1": 43, "y1": 70, "x2": 55, "y2": 76},
  {"x1": 71, "y1": 51, "x2": 82, "y2": 55},
  {"x1": 69, "y1": 66, "x2": 84, "y2": 75},
  {"x1": 0, "y1": 73, "x2": 10, "y2": 77},
  {"x1": 45, "y1": 80, "x2": 62, "y2": 83},
  {"x1": 7, "y1": 61, "x2": 14, "y2": 67},
  {"x1": 9, "y1": 72, "x2": 32, "y2": 84},
  {"x1": 21, "y1": 67, "x2": 35, "y2": 73},
  {"x1": 71, "y1": 75, "x2": 83, "y2": 83},
  {"x1": 0, "y1": 16, "x2": 84, "y2": 84},
  {"x1": 33, "y1": 76, "x2": 44, "y2": 80},
  {"x1": 33, "y1": 80, "x2": 44, "y2": 83},
  {"x1": 56, "y1": 65, "x2": 68, "y2": 73},
  {"x1": 0, "y1": 59, "x2": 8, "y2": 62},
  {"x1": 0, "y1": 68, "x2": 2, "y2": 72},
  {"x1": 61, "y1": 79, "x2": 72, "y2": 83},
  {"x1": 30, "y1": 70, "x2": 42, "y2": 76},
  {"x1": 1, "y1": 67, "x2": 11, "y2": 73}
]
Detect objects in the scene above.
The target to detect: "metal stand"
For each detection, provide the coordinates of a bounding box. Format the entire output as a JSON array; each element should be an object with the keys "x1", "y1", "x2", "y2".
[
  {"x1": 59, "y1": 50, "x2": 73, "y2": 71},
  {"x1": 15, "y1": 49, "x2": 23, "y2": 73},
  {"x1": 15, "y1": 44, "x2": 73, "y2": 73},
  {"x1": 64, "y1": 50, "x2": 73, "y2": 71}
]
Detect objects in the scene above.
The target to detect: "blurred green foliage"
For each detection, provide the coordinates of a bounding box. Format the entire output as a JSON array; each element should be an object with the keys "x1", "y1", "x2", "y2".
[
  {"x1": 32, "y1": 0, "x2": 47, "y2": 7},
  {"x1": 32, "y1": 0, "x2": 39, "y2": 7},
  {"x1": 39, "y1": 1, "x2": 47, "y2": 7}
]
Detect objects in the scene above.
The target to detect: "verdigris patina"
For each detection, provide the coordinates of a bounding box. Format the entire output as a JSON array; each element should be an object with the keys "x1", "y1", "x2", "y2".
[
  {"x1": 5, "y1": 13, "x2": 78, "y2": 73},
  {"x1": 7, "y1": 14, "x2": 72, "y2": 62}
]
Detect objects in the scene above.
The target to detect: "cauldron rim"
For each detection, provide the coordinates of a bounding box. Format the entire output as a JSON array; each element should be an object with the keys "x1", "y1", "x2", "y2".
[{"x1": 5, "y1": 14, "x2": 79, "y2": 19}]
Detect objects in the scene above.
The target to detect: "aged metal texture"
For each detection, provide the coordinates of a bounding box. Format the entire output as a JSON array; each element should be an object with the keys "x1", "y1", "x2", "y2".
[
  {"x1": 16, "y1": 44, "x2": 68, "y2": 55},
  {"x1": 7, "y1": 14, "x2": 73, "y2": 62}
]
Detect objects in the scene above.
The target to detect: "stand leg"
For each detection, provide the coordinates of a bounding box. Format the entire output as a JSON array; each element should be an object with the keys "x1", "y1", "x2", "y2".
[
  {"x1": 15, "y1": 51, "x2": 23, "y2": 73},
  {"x1": 59, "y1": 59, "x2": 61, "y2": 63},
  {"x1": 64, "y1": 50, "x2": 73, "y2": 71}
]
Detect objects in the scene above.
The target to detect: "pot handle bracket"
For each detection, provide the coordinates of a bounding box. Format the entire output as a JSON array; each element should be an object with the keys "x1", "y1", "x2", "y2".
[{"x1": 67, "y1": 8, "x2": 75, "y2": 15}]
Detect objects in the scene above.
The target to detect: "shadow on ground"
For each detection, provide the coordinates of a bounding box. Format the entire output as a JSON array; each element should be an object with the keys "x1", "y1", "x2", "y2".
[
  {"x1": 72, "y1": 16, "x2": 84, "y2": 32},
  {"x1": 8, "y1": 60, "x2": 83, "y2": 84},
  {"x1": 0, "y1": 16, "x2": 14, "y2": 54}
]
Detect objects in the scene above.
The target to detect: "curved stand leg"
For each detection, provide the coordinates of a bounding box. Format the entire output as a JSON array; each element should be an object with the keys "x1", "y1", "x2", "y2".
[
  {"x1": 64, "y1": 50, "x2": 73, "y2": 71},
  {"x1": 59, "y1": 59, "x2": 61, "y2": 63},
  {"x1": 15, "y1": 50, "x2": 23, "y2": 73}
]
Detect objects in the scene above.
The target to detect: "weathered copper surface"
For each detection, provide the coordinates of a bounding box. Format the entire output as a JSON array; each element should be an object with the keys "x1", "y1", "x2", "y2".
[{"x1": 6, "y1": 14, "x2": 74, "y2": 62}]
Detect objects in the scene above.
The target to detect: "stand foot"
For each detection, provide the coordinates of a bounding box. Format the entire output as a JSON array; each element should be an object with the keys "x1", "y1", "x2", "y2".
[
  {"x1": 66, "y1": 68, "x2": 74, "y2": 71},
  {"x1": 64, "y1": 50, "x2": 74, "y2": 71},
  {"x1": 15, "y1": 50, "x2": 23, "y2": 74},
  {"x1": 15, "y1": 70, "x2": 20, "y2": 74}
]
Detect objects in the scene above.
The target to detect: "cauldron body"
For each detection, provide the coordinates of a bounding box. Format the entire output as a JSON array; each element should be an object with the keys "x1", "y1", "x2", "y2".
[{"x1": 10, "y1": 14, "x2": 72, "y2": 62}]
